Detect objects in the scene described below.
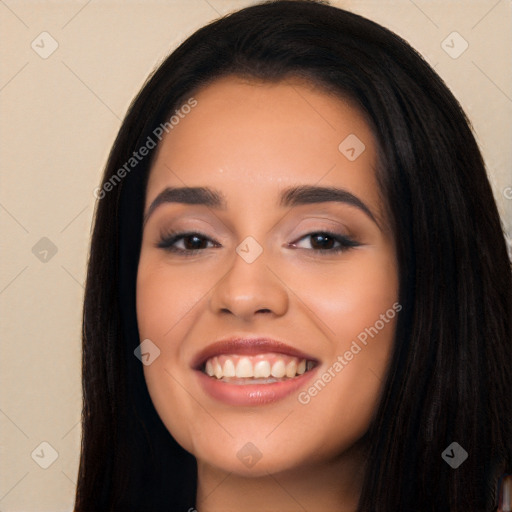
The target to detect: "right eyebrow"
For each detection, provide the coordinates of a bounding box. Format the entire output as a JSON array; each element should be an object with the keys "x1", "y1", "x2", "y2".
[{"x1": 143, "y1": 186, "x2": 227, "y2": 226}]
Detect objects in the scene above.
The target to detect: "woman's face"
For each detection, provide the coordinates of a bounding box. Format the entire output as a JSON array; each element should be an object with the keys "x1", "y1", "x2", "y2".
[{"x1": 136, "y1": 75, "x2": 398, "y2": 477}]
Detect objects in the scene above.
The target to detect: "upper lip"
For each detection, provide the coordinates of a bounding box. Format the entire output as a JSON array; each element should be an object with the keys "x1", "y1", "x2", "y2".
[{"x1": 191, "y1": 337, "x2": 319, "y2": 371}]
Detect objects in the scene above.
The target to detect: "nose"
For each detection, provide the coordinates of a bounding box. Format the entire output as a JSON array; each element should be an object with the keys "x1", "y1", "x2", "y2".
[{"x1": 208, "y1": 245, "x2": 289, "y2": 321}]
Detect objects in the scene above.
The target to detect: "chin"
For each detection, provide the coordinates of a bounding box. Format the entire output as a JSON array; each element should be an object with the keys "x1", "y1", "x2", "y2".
[{"x1": 193, "y1": 439, "x2": 313, "y2": 478}]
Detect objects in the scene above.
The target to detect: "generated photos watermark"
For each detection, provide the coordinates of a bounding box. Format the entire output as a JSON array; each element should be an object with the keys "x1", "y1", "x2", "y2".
[
  {"x1": 297, "y1": 301, "x2": 402, "y2": 405},
  {"x1": 93, "y1": 97, "x2": 198, "y2": 200}
]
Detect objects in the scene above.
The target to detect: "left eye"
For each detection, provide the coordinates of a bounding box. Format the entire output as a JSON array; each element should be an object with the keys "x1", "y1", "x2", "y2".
[{"x1": 289, "y1": 231, "x2": 360, "y2": 254}]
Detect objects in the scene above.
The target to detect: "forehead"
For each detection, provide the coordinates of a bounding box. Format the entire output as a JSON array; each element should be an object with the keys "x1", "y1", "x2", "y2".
[{"x1": 145, "y1": 75, "x2": 381, "y2": 215}]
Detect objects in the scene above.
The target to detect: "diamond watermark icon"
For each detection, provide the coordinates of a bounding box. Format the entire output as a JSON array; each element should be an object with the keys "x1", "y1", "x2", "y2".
[
  {"x1": 441, "y1": 32, "x2": 468, "y2": 59},
  {"x1": 32, "y1": 237, "x2": 58, "y2": 263},
  {"x1": 31, "y1": 32, "x2": 59, "y2": 59},
  {"x1": 236, "y1": 236, "x2": 263, "y2": 264},
  {"x1": 134, "y1": 339, "x2": 161, "y2": 366},
  {"x1": 441, "y1": 442, "x2": 468, "y2": 469},
  {"x1": 237, "y1": 442, "x2": 263, "y2": 468},
  {"x1": 338, "y1": 134, "x2": 366, "y2": 161},
  {"x1": 31, "y1": 441, "x2": 59, "y2": 469}
]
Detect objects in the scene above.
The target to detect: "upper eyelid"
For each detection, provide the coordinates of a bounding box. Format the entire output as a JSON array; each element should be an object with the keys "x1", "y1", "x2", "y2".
[{"x1": 156, "y1": 216, "x2": 353, "y2": 239}]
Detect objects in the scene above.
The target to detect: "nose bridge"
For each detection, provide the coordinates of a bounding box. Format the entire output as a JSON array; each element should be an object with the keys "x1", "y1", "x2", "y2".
[{"x1": 209, "y1": 238, "x2": 289, "y2": 319}]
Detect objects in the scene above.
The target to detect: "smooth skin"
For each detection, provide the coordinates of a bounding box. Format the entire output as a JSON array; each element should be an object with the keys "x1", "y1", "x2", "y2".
[{"x1": 136, "y1": 75, "x2": 399, "y2": 512}]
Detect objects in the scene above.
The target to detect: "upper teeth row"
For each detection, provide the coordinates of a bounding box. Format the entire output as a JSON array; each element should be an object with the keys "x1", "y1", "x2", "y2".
[{"x1": 204, "y1": 355, "x2": 309, "y2": 379}]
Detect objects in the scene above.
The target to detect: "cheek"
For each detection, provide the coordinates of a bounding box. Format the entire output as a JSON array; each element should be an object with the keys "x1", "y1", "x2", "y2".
[
  {"x1": 286, "y1": 248, "x2": 398, "y2": 345},
  {"x1": 290, "y1": 250, "x2": 398, "y2": 447},
  {"x1": 136, "y1": 257, "x2": 219, "y2": 452},
  {"x1": 136, "y1": 257, "x2": 212, "y2": 340}
]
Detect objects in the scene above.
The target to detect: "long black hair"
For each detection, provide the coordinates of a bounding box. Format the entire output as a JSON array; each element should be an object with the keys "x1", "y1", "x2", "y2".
[{"x1": 74, "y1": 1, "x2": 512, "y2": 510}]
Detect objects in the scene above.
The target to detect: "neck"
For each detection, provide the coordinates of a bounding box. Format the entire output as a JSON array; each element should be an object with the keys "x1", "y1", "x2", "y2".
[{"x1": 195, "y1": 442, "x2": 366, "y2": 512}]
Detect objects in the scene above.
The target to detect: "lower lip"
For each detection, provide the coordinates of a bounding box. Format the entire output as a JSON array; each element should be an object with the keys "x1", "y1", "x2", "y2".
[{"x1": 195, "y1": 366, "x2": 319, "y2": 406}]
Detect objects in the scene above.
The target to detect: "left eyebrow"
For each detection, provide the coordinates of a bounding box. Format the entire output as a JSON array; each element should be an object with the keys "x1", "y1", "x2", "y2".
[
  {"x1": 279, "y1": 185, "x2": 380, "y2": 228},
  {"x1": 143, "y1": 184, "x2": 381, "y2": 229}
]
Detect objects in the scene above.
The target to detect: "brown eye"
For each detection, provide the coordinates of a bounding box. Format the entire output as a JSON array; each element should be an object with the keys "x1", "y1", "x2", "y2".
[
  {"x1": 180, "y1": 234, "x2": 209, "y2": 250},
  {"x1": 309, "y1": 233, "x2": 337, "y2": 250},
  {"x1": 289, "y1": 231, "x2": 360, "y2": 254},
  {"x1": 157, "y1": 231, "x2": 219, "y2": 255}
]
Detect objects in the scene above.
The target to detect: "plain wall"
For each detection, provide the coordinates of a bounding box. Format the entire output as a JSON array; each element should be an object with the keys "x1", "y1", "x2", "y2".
[{"x1": 1, "y1": 1, "x2": 510, "y2": 510}]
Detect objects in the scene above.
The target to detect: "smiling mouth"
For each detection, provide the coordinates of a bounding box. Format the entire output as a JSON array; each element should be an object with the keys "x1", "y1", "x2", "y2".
[{"x1": 202, "y1": 352, "x2": 317, "y2": 384}]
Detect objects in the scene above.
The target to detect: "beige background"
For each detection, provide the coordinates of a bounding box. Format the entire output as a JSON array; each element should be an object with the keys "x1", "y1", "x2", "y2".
[{"x1": 1, "y1": 1, "x2": 511, "y2": 510}]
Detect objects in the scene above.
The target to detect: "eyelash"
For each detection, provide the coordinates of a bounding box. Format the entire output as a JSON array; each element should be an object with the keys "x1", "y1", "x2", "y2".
[{"x1": 156, "y1": 229, "x2": 360, "y2": 256}]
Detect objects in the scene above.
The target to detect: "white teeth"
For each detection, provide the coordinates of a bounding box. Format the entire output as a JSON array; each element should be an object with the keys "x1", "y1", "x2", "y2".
[
  {"x1": 254, "y1": 360, "x2": 271, "y2": 378},
  {"x1": 205, "y1": 359, "x2": 214, "y2": 377},
  {"x1": 270, "y1": 360, "x2": 286, "y2": 378},
  {"x1": 285, "y1": 360, "x2": 297, "y2": 378},
  {"x1": 203, "y1": 354, "x2": 313, "y2": 380},
  {"x1": 235, "y1": 357, "x2": 253, "y2": 378},
  {"x1": 214, "y1": 359, "x2": 223, "y2": 379},
  {"x1": 223, "y1": 359, "x2": 235, "y2": 378}
]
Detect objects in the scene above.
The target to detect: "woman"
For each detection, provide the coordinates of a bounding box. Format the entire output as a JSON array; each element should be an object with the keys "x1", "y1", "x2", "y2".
[{"x1": 75, "y1": 1, "x2": 511, "y2": 510}]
